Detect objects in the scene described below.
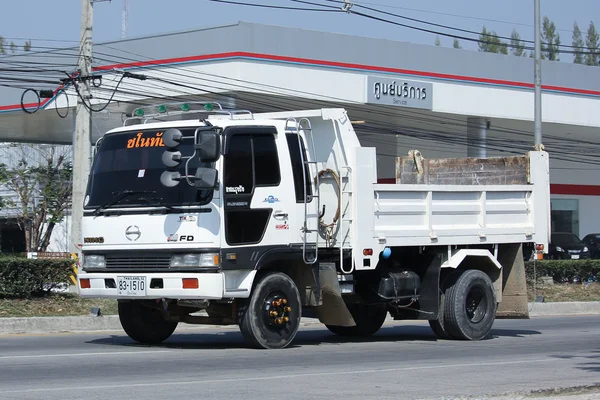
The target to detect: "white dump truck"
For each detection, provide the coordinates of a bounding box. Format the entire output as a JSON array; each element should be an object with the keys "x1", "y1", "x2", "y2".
[{"x1": 77, "y1": 103, "x2": 550, "y2": 349}]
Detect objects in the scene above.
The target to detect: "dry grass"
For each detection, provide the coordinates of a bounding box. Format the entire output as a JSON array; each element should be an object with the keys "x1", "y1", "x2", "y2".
[
  {"x1": 0, "y1": 293, "x2": 118, "y2": 318},
  {"x1": 0, "y1": 283, "x2": 599, "y2": 318},
  {"x1": 527, "y1": 282, "x2": 600, "y2": 302}
]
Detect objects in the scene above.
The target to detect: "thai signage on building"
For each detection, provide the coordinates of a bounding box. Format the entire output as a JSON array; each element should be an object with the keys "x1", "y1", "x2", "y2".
[{"x1": 365, "y1": 76, "x2": 433, "y2": 110}]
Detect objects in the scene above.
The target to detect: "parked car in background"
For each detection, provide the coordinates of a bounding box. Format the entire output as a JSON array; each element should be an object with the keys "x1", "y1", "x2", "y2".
[
  {"x1": 547, "y1": 232, "x2": 590, "y2": 260},
  {"x1": 581, "y1": 233, "x2": 600, "y2": 259}
]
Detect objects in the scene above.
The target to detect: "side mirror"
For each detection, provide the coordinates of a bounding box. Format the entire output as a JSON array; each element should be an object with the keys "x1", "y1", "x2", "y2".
[
  {"x1": 194, "y1": 167, "x2": 218, "y2": 190},
  {"x1": 162, "y1": 150, "x2": 182, "y2": 168},
  {"x1": 195, "y1": 130, "x2": 220, "y2": 163},
  {"x1": 160, "y1": 170, "x2": 181, "y2": 187},
  {"x1": 162, "y1": 128, "x2": 183, "y2": 148},
  {"x1": 161, "y1": 128, "x2": 184, "y2": 172}
]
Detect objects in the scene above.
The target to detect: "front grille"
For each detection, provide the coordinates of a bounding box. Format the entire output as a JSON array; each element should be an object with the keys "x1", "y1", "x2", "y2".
[{"x1": 105, "y1": 255, "x2": 171, "y2": 268}]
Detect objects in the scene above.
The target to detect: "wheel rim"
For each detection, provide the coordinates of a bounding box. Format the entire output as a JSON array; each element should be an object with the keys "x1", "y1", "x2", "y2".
[
  {"x1": 465, "y1": 286, "x2": 488, "y2": 324},
  {"x1": 262, "y1": 291, "x2": 293, "y2": 331}
]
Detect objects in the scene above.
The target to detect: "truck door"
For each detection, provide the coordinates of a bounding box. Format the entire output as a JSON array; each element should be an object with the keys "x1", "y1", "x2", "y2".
[{"x1": 221, "y1": 127, "x2": 297, "y2": 260}]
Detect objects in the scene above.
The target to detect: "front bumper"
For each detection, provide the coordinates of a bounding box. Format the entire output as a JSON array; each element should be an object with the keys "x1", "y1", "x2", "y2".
[{"x1": 78, "y1": 272, "x2": 225, "y2": 300}]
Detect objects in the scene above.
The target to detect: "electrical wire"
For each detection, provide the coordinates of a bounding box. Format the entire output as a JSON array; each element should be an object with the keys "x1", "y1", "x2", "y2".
[
  {"x1": 207, "y1": 0, "x2": 343, "y2": 11},
  {"x1": 85, "y1": 48, "x2": 597, "y2": 162},
  {"x1": 313, "y1": 0, "x2": 581, "y2": 50},
  {"x1": 91, "y1": 46, "x2": 600, "y2": 151},
  {"x1": 10, "y1": 38, "x2": 599, "y2": 168}
]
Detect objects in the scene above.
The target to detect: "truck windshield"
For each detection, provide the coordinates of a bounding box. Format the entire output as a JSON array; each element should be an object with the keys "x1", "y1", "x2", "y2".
[{"x1": 84, "y1": 127, "x2": 214, "y2": 209}]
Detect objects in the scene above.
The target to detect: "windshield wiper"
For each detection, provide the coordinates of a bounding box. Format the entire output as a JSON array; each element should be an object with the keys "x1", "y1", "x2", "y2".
[
  {"x1": 137, "y1": 196, "x2": 174, "y2": 212},
  {"x1": 93, "y1": 190, "x2": 156, "y2": 215}
]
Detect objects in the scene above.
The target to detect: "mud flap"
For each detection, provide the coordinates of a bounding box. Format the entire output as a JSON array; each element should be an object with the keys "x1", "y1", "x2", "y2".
[
  {"x1": 311, "y1": 262, "x2": 356, "y2": 327},
  {"x1": 495, "y1": 243, "x2": 530, "y2": 319}
]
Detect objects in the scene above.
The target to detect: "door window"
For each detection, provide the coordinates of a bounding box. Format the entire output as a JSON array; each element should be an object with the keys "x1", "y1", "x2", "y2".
[
  {"x1": 223, "y1": 133, "x2": 280, "y2": 245},
  {"x1": 285, "y1": 133, "x2": 313, "y2": 203}
]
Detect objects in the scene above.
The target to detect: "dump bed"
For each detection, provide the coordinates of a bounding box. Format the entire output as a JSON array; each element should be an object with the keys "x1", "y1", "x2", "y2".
[{"x1": 352, "y1": 148, "x2": 550, "y2": 254}]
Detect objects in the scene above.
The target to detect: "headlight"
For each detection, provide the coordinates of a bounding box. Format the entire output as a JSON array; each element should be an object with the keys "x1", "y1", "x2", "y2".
[
  {"x1": 584, "y1": 247, "x2": 589, "y2": 252},
  {"x1": 83, "y1": 254, "x2": 106, "y2": 268},
  {"x1": 170, "y1": 253, "x2": 220, "y2": 268},
  {"x1": 556, "y1": 246, "x2": 564, "y2": 252}
]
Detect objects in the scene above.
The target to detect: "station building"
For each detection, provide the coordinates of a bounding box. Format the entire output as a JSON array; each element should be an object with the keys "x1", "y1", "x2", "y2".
[{"x1": 0, "y1": 21, "x2": 598, "y2": 251}]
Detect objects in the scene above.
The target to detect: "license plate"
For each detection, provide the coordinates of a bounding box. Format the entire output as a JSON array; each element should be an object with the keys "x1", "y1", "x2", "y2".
[
  {"x1": 117, "y1": 276, "x2": 146, "y2": 296},
  {"x1": 571, "y1": 254, "x2": 580, "y2": 259}
]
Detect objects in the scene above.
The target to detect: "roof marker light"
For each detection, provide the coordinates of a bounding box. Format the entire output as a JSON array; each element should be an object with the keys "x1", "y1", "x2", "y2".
[
  {"x1": 134, "y1": 108, "x2": 144, "y2": 117},
  {"x1": 157, "y1": 104, "x2": 167, "y2": 113},
  {"x1": 180, "y1": 103, "x2": 190, "y2": 112}
]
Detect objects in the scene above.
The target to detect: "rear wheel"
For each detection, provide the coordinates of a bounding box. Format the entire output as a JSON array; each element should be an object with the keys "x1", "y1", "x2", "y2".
[
  {"x1": 429, "y1": 271, "x2": 460, "y2": 339},
  {"x1": 325, "y1": 303, "x2": 388, "y2": 337},
  {"x1": 443, "y1": 269, "x2": 497, "y2": 341},
  {"x1": 118, "y1": 301, "x2": 178, "y2": 344},
  {"x1": 239, "y1": 272, "x2": 302, "y2": 349},
  {"x1": 429, "y1": 291, "x2": 451, "y2": 339}
]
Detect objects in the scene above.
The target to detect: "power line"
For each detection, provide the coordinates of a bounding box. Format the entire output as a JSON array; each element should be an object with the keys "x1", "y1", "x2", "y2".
[
  {"x1": 303, "y1": 0, "x2": 588, "y2": 54},
  {"x1": 207, "y1": 0, "x2": 343, "y2": 12},
  {"x1": 89, "y1": 45, "x2": 600, "y2": 153},
  {"x1": 320, "y1": 0, "x2": 577, "y2": 35}
]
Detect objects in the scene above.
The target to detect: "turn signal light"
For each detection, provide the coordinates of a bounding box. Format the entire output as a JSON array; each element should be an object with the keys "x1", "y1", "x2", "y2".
[
  {"x1": 363, "y1": 248, "x2": 373, "y2": 256},
  {"x1": 80, "y1": 278, "x2": 91, "y2": 289},
  {"x1": 182, "y1": 278, "x2": 199, "y2": 289}
]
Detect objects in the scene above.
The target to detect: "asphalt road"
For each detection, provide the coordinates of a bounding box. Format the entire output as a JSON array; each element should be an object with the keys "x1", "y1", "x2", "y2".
[{"x1": 0, "y1": 316, "x2": 599, "y2": 400}]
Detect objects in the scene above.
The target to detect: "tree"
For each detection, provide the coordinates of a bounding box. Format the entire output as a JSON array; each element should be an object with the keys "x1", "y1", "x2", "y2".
[
  {"x1": 435, "y1": 36, "x2": 441, "y2": 46},
  {"x1": 0, "y1": 144, "x2": 73, "y2": 253},
  {"x1": 453, "y1": 38, "x2": 461, "y2": 49},
  {"x1": 478, "y1": 26, "x2": 508, "y2": 54},
  {"x1": 23, "y1": 40, "x2": 31, "y2": 52},
  {"x1": 586, "y1": 21, "x2": 599, "y2": 66},
  {"x1": 0, "y1": 36, "x2": 6, "y2": 55},
  {"x1": 9, "y1": 41, "x2": 16, "y2": 54},
  {"x1": 541, "y1": 16, "x2": 560, "y2": 61},
  {"x1": 510, "y1": 29, "x2": 526, "y2": 56},
  {"x1": 572, "y1": 22, "x2": 585, "y2": 64}
]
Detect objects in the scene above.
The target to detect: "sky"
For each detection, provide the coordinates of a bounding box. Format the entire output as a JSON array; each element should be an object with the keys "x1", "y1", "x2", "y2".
[{"x1": 0, "y1": 0, "x2": 598, "y2": 62}]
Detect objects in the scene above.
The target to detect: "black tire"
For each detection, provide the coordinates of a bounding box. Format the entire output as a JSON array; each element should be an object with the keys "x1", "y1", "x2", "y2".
[
  {"x1": 429, "y1": 291, "x2": 451, "y2": 339},
  {"x1": 239, "y1": 272, "x2": 302, "y2": 349},
  {"x1": 429, "y1": 271, "x2": 461, "y2": 340},
  {"x1": 325, "y1": 303, "x2": 388, "y2": 337},
  {"x1": 118, "y1": 301, "x2": 178, "y2": 344},
  {"x1": 443, "y1": 269, "x2": 497, "y2": 341}
]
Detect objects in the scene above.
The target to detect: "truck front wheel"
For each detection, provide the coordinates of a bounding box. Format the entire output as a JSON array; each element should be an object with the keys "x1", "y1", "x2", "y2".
[
  {"x1": 443, "y1": 269, "x2": 497, "y2": 341},
  {"x1": 239, "y1": 272, "x2": 302, "y2": 349},
  {"x1": 325, "y1": 303, "x2": 388, "y2": 337},
  {"x1": 118, "y1": 301, "x2": 178, "y2": 344}
]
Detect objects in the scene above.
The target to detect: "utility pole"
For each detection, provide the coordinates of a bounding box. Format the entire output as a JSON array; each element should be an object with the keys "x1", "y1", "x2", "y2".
[
  {"x1": 533, "y1": 0, "x2": 543, "y2": 150},
  {"x1": 122, "y1": 0, "x2": 128, "y2": 39},
  {"x1": 70, "y1": 0, "x2": 94, "y2": 256}
]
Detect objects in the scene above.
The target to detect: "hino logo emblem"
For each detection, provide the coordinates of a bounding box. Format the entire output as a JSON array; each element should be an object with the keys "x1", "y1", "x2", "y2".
[{"x1": 125, "y1": 225, "x2": 141, "y2": 241}]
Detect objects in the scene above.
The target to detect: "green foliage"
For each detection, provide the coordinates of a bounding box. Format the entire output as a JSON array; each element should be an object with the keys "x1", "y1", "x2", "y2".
[
  {"x1": 525, "y1": 260, "x2": 600, "y2": 283},
  {"x1": 510, "y1": 29, "x2": 526, "y2": 57},
  {"x1": 478, "y1": 26, "x2": 508, "y2": 54},
  {"x1": 23, "y1": 40, "x2": 31, "y2": 52},
  {"x1": 0, "y1": 257, "x2": 73, "y2": 299},
  {"x1": 585, "y1": 21, "x2": 599, "y2": 66},
  {"x1": 453, "y1": 38, "x2": 461, "y2": 49},
  {"x1": 0, "y1": 144, "x2": 73, "y2": 252},
  {"x1": 541, "y1": 16, "x2": 561, "y2": 61},
  {"x1": 435, "y1": 36, "x2": 441, "y2": 47},
  {"x1": 572, "y1": 22, "x2": 585, "y2": 64}
]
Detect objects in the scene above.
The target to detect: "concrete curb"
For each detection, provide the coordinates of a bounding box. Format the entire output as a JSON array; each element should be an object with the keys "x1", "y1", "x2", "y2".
[
  {"x1": 528, "y1": 301, "x2": 600, "y2": 316},
  {"x1": 1, "y1": 302, "x2": 599, "y2": 335}
]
